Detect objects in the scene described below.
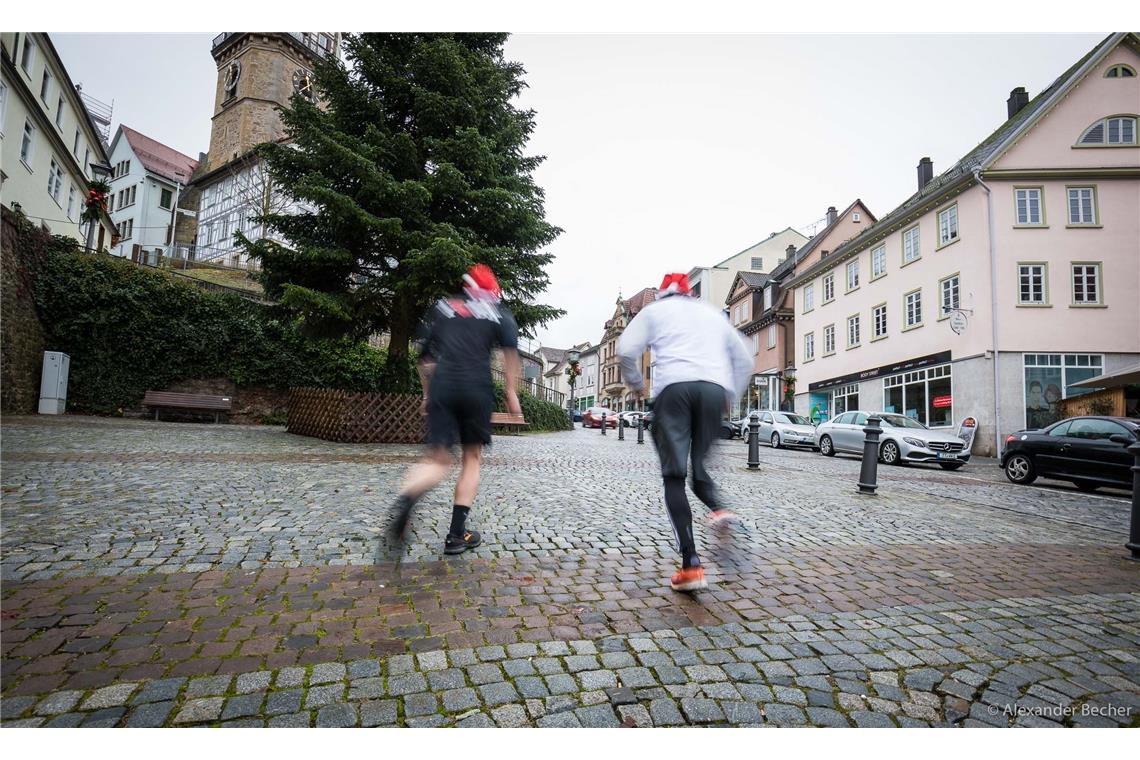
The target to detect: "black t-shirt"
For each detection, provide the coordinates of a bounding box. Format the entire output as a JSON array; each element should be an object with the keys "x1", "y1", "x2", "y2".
[{"x1": 415, "y1": 296, "x2": 519, "y2": 390}]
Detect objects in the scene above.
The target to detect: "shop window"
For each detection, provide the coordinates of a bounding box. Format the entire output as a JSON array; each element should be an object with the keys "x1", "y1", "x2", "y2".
[
  {"x1": 1023, "y1": 354, "x2": 1103, "y2": 429},
  {"x1": 832, "y1": 383, "x2": 859, "y2": 415},
  {"x1": 883, "y1": 364, "x2": 953, "y2": 427}
]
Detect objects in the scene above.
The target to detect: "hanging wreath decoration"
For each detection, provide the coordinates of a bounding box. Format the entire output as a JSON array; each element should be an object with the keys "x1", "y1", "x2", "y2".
[
  {"x1": 565, "y1": 362, "x2": 582, "y2": 388},
  {"x1": 81, "y1": 179, "x2": 111, "y2": 223}
]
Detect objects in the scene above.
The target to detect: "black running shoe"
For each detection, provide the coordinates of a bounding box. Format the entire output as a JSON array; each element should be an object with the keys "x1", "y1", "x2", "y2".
[
  {"x1": 387, "y1": 495, "x2": 415, "y2": 543},
  {"x1": 444, "y1": 529, "x2": 482, "y2": 555}
]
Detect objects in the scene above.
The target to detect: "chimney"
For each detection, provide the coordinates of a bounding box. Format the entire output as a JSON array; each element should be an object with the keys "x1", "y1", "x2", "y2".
[
  {"x1": 826, "y1": 206, "x2": 837, "y2": 226},
  {"x1": 1007, "y1": 86, "x2": 1029, "y2": 119},
  {"x1": 785, "y1": 244, "x2": 796, "y2": 260},
  {"x1": 917, "y1": 157, "x2": 933, "y2": 191}
]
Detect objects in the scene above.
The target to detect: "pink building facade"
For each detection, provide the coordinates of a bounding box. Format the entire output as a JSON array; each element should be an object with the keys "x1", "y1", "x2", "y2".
[{"x1": 788, "y1": 33, "x2": 1140, "y2": 457}]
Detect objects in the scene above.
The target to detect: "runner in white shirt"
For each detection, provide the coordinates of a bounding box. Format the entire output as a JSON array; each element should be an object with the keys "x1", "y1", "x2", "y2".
[{"x1": 617, "y1": 273, "x2": 752, "y2": 591}]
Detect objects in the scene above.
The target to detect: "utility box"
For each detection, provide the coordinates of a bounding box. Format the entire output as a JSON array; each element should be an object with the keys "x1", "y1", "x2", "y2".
[{"x1": 38, "y1": 351, "x2": 70, "y2": 415}]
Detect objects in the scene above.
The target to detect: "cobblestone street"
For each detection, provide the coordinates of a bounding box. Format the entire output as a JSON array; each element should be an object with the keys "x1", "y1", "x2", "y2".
[{"x1": 2, "y1": 416, "x2": 1138, "y2": 728}]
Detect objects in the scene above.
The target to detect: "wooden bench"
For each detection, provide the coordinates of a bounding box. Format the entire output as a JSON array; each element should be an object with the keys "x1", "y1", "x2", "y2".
[
  {"x1": 490, "y1": 412, "x2": 527, "y2": 435},
  {"x1": 143, "y1": 391, "x2": 233, "y2": 423}
]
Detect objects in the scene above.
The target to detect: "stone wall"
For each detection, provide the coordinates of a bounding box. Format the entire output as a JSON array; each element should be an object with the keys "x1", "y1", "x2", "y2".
[{"x1": 1, "y1": 208, "x2": 48, "y2": 415}]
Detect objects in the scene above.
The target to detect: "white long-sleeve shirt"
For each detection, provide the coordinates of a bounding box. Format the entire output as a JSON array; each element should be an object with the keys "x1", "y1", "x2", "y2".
[{"x1": 617, "y1": 294, "x2": 753, "y2": 401}]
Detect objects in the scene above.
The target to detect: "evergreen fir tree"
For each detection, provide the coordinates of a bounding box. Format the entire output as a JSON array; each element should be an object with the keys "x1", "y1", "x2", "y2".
[{"x1": 239, "y1": 33, "x2": 563, "y2": 389}]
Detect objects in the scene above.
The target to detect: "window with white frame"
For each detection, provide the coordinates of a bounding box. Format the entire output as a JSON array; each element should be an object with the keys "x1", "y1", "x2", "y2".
[
  {"x1": 20, "y1": 120, "x2": 36, "y2": 166},
  {"x1": 940, "y1": 275, "x2": 960, "y2": 317},
  {"x1": 823, "y1": 273, "x2": 835, "y2": 302},
  {"x1": 832, "y1": 383, "x2": 860, "y2": 415},
  {"x1": 1072, "y1": 263, "x2": 1101, "y2": 305},
  {"x1": 1067, "y1": 187, "x2": 1097, "y2": 225},
  {"x1": 160, "y1": 188, "x2": 173, "y2": 210},
  {"x1": 72, "y1": 129, "x2": 81, "y2": 156},
  {"x1": 903, "y1": 226, "x2": 921, "y2": 263},
  {"x1": 846, "y1": 260, "x2": 859, "y2": 291},
  {"x1": 752, "y1": 333, "x2": 760, "y2": 355},
  {"x1": 118, "y1": 219, "x2": 134, "y2": 240},
  {"x1": 0, "y1": 80, "x2": 8, "y2": 132},
  {"x1": 1024, "y1": 353, "x2": 1103, "y2": 428},
  {"x1": 872, "y1": 304, "x2": 887, "y2": 338},
  {"x1": 1015, "y1": 188, "x2": 1043, "y2": 225},
  {"x1": 55, "y1": 95, "x2": 64, "y2": 129},
  {"x1": 21, "y1": 37, "x2": 37, "y2": 74},
  {"x1": 1077, "y1": 116, "x2": 1137, "y2": 145},
  {"x1": 803, "y1": 283, "x2": 814, "y2": 312},
  {"x1": 1018, "y1": 263, "x2": 1047, "y2": 305},
  {"x1": 751, "y1": 256, "x2": 763, "y2": 270},
  {"x1": 823, "y1": 324, "x2": 836, "y2": 355},
  {"x1": 938, "y1": 204, "x2": 959, "y2": 245},
  {"x1": 905, "y1": 290, "x2": 923, "y2": 327},
  {"x1": 764, "y1": 285, "x2": 773, "y2": 310},
  {"x1": 47, "y1": 158, "x2": 63, "y2": 202},
  {"x1": 83, "y1": 148, "x2": 89, "y2": 174},
  {"x1": 767, "y1": 324, "x2": 776, "y2": 348},
  {"x1": 804, "y1": 332, "x2": 815, "y2": 361},
  {"x1": 40, "y1": 69, "x2": 52, "y2": 102},
  {"x1": 847, "y1": 315, "x2": 860, "y2": 347},
  {"x1": 66, "y1": 185, "x2": 76, "y2": 219},
  {"x1": 871, "y1": 245, "x2": 886, "y2": 278}
]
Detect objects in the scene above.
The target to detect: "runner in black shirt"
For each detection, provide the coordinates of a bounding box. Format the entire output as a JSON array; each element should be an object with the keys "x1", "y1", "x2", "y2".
[{"x1": 387, "y1": 264, "x2": 522, "y2": 555}]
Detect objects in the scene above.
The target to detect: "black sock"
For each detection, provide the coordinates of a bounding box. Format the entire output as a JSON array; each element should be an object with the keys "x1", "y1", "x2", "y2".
[
  {"x1": 449, "y1": 505, "x2": 470, "y2": 537},
  {"x1": 663, "y1": 477, "x2": 700, "y2": 568}
]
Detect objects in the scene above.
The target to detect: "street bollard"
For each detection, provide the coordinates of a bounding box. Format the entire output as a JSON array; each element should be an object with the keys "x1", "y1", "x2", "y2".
[
  {"x1": 747, "y1": 411, "x2": 761, "y2": 470},
  {"x1": 618, "y1": 417, "x2": 625, "y2": 440},
  {"x1": 857, "y1": 415, "x2": 883, "y2": 495},
  {"x1": 1127, "y1": 441, "x2": 1140, "y2": 560},
  {"x1": 637, "y1": 416, "x2": 645, "y2": 444},
  {"x1": 601, "y1": 412, "x2": 606, "y2": 435}
]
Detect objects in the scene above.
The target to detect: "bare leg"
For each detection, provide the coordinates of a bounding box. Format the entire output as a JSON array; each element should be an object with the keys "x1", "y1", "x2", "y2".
[
  {"x1": 453, "y1": 443, "x2": 482, "y2": 507},
  {"x1": 400, "y1": 446, "x2": 453, "y2": 499}
]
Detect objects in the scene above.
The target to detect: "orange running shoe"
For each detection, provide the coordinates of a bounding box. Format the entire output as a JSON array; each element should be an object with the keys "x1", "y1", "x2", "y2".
[{"x1": 670, "y1": 566, "x2": 707, "y2": 592}]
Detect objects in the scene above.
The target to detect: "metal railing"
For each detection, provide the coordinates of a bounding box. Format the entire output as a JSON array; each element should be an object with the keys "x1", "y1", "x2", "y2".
[
  {"x1": 212, "y1": 32, "x2": 335, "y2": 59},
  {"x1": 490, "y1": 367, "x2": 566, "y2": 408}
]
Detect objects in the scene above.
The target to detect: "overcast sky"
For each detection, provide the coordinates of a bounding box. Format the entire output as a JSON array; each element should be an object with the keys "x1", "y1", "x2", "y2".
[{"x1": 54, "y1": 33, "x2": 1106, "y2": 352}]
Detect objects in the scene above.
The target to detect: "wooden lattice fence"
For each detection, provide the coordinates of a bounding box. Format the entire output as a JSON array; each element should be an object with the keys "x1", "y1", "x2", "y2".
[{"x1": 288, "y1": 387, "x2": 425, "y2": 443}]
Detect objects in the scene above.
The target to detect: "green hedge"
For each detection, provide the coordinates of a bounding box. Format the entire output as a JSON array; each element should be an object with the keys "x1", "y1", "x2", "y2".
[
  {"x1": 493, "y1": 382, "x2": 573, "y2": 432},
  {"x1": 32, "y1": 243, "x2": 398, "y2": 414}
]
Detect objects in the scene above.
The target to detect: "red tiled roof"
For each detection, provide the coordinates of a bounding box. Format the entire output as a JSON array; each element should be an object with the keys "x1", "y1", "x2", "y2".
[
  {"x1": 624, "y1": 287, "x2": 657, "y2": 317},
  {"x1": 120, "y1": 125, "x2": 198, "y2": 184}
]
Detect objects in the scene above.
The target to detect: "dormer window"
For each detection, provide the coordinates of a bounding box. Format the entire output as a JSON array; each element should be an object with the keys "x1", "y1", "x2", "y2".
[
  {"x1": 1077, "y1": 116, "x2": 1137, "y2": 145},
  {"x1": 1105, "y1": 64, "x2": 1136, "y2": 78}
]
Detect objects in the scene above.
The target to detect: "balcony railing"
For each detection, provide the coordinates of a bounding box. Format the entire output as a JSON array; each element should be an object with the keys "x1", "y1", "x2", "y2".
[{"x1": 212, "y1": 32, "x2": 336, "y2": 60}]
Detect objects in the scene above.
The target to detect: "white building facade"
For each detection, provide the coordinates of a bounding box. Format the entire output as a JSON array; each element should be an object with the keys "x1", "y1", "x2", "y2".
[
  {"x1": 0, "y1": 33, "x2": 115, "y2": 246},
  {"x1": 688, "y1": 228, "x2": 808, "y2": 314},
  {"x1": 106, "y1": 125, "x2": 197, "y2": 263}
]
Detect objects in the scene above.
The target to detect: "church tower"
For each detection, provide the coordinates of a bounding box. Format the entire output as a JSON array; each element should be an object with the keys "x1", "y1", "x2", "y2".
[
  {"x1": 189, "y1": 32, "x2": 339, "y2": 268},
  {"x1": 202, "y1": 33, "x2": 338, "y2": 174}
]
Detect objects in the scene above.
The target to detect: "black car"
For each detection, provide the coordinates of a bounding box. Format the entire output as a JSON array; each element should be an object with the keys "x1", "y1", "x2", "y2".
[{"x1": 1000, "y1": 416, "x2": 1138, "y2": 491}]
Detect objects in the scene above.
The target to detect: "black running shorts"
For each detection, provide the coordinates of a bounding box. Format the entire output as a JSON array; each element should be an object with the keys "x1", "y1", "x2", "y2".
[
  {"x1": 650, "y1": 381, "x2": 725, "y2": 482},
  {"x1": 425, "y1": 383, "x2": 494, "y2": 448}
]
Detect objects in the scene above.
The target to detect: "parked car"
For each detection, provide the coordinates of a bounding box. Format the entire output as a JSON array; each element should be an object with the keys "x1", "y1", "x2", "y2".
[
  {"x1": 730, "y1": 411, "x2": 759, "y2": 438},
  {"x1": 570, "y1": 408, "x2": 583, "y2": 423},
  {"x1": 618, "y1": 411, "x2": 647, "y2": 428},
  {"x1": 1001, "y1": 416, "x2": 1138, "y2": 491},
  {"x1": 582, "y1": 407, "x2": 618, "y2": 428},
  {"x1": 748, "y1": 410, "x2": 818, "y2": 449},
  {"x1": 816, "y1": 411, "x2": 970, "y2": 470}
]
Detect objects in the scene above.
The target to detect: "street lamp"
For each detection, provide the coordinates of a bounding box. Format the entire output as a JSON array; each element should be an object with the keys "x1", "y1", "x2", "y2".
[
  {"x1": 781, "y1": 364, "x2": 797, "y2": 412},
  {"x1": 566, "y1": 349, "x2": 582, "y2": 418},
  {"x1": 85, "y1": 161, "x2": 113, "y2": 251}
]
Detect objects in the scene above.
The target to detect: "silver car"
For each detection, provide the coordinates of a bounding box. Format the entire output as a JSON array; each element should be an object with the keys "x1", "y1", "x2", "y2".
[
  {"x1": 741, "y1": 411, "x2": 818, "y2": 449},
  {"x1": 816, "y1": 411, "x2": 970, "y2": 470}
]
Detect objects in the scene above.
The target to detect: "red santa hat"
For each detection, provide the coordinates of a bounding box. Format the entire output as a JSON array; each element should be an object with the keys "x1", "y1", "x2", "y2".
[
  {"x1": 657, "y1": 272, "x2": 692, "y2": 297},
  {"x1": 463, "y1": 264, "x2": 502, "y2": 302}
]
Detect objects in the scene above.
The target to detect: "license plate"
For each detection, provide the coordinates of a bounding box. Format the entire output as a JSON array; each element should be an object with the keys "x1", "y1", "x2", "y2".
[{"x1": 937, "y1": 452, "x2": 957, "y2": 460}]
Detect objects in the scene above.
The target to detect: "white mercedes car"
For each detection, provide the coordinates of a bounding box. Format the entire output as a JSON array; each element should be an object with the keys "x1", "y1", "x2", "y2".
[{"x1": 815, "y1": 411, "x2": 969, "y2": 470}]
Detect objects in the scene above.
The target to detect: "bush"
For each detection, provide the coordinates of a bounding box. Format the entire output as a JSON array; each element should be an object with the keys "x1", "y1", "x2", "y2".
[
  {"x1": 493, "y1": 382, "x2": 573, "y2": 432},
  {"x1": 31, "y1": 244, "x2": 400, "y2": 413}
]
